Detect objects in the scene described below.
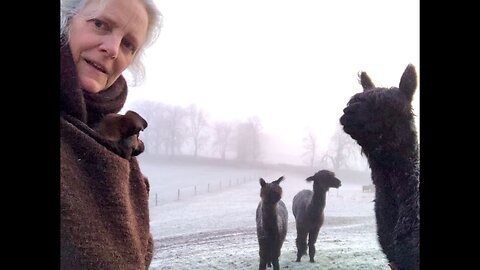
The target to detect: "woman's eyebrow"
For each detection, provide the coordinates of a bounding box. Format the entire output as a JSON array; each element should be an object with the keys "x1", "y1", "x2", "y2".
[{"x1": 101, "y1": 13, "x2": 142, "y2": 48}]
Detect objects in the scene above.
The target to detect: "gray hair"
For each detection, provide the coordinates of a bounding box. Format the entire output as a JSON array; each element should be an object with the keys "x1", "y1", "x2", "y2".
[{"x1": 60, "y1": 0, "x2": 163, "y2": 86}]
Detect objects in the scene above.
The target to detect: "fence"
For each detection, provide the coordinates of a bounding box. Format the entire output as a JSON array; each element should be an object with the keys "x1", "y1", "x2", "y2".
[{"x1": 150, "y1": 175, "x2": 258, "y2": 207}]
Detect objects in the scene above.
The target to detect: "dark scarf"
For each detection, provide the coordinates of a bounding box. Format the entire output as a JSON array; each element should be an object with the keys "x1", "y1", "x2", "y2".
[
  {"x1": 60, "y1": 43, "x2": 153, "y2": 270},
  {"x1": 60, "y1": 42, "x2": 128, "y2": 126}
]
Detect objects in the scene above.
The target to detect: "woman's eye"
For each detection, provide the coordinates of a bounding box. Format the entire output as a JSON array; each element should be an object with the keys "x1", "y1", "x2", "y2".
[
  {"x1": 92, "y1": 19, "x2": 105, "y2": 29},
  {"x1": 122, "y1": 40, "x2": 136, "y2": 53}
]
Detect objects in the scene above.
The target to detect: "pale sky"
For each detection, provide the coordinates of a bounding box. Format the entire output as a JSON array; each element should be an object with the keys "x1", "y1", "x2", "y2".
[{"x1": 123, "y1": 0, "x2": 420, "y2": 163}]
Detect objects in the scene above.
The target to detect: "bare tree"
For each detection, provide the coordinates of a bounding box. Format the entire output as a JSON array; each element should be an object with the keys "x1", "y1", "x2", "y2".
[
  {"x1": 212, "y1": 121, "x2": 233, "y2": 160},
  {"x1": 302, "y1": 131, "x2": 317, "y2": 168},
  {"x1": 249, "y1": 116, "x2": 262, "y2": 161},
  {"x1": 320, "y1": 125, "x2": 364, "y2": 171},
  {"x1": 185, "y1": 104, "x2": 209, "y2": 157},
  {"x1": 163, "y1": 105, "x2": 186, "y2": 156},
  {"x1": 127, "y1": 100, "x2": 168, "y2": 155},
  {"x1": 235, "y1": 116, "x2": 263, "y2": 162}
]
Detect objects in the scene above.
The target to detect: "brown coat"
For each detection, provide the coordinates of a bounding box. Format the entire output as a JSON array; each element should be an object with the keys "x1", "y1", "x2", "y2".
[{"x1": 60, "y1": 43, "x2": 153, "y2": 270}]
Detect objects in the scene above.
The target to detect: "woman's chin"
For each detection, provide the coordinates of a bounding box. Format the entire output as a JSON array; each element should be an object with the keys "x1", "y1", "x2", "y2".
[{"x1": 80, "y1": 79, "x2": 105, "y2": 94}]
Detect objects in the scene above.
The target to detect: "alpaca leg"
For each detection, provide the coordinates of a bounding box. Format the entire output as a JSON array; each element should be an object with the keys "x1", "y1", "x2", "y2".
[
  {"x1": 258, "y1": 257, "x2": 267, "y2": 270},
  {"x1": 308, "y1": 230, "x2": 319, "y2": 263},
  {"x1": 295, "y1": 230, "x2": 308, "y2": 262},
  {"x1": 272, "y1": 258, "x2": 280, "y2": 270}
]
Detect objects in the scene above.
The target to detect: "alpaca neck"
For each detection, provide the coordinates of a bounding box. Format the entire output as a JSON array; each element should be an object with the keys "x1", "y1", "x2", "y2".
[
  {"x1": 262, "y1": 203, "x2": 279, "y2": 233},
  {"x1": 367, "y1": 132, "x2": 419, "y2": 202},
  {"x1": 366, "y1": 127, "x2": 419, "y2": 171},
  {"x1": 308, "y1": 189, "x2": 327, "y2": 215}
]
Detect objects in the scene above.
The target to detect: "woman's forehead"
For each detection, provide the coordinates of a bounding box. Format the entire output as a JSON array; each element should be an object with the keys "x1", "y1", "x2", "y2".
[{"x1": 80, "y1": 0, "x2": 149, "y2": 44}]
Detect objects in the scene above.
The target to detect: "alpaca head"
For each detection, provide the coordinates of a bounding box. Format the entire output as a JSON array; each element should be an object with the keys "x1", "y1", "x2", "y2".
[
  {"x1": 93, "y1": 110, "x2": 148, "y2": 159},
  {"x1": 339, "y1": 64, "x2": 417, "y2": 152},
  {"x1": 259, "y1": 176, "x2": 285, "y2": 204},
  {"x1": 306, "y1": 170, "x2": 341, "y2": 192}
]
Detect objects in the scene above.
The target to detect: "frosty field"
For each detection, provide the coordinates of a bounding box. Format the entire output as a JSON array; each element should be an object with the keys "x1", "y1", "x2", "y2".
[{"x1": 139, "y1": 156, "x2": 389, "y2": 269}]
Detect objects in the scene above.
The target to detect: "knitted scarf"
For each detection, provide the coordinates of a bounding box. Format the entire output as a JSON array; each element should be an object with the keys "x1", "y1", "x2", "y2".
[{"x1": 60, "y1": 43, "x2": 153, "y2": 270}]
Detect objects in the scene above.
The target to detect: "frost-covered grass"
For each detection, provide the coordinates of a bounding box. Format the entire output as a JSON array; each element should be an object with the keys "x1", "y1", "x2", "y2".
[{"x1": 139, "y1": 157, "x2": 389, "y2": 269}]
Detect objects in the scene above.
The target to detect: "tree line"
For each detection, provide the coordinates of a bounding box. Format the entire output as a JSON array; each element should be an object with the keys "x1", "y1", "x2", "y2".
[{"x1": 128, "y1": 100, "x2": 368, "y2": 171}]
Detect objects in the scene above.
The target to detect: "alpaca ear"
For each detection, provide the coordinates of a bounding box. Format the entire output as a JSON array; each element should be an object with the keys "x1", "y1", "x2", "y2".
[
  {"x1": 126, "y1": 110, "x2": 148, "y2": 129},
  {"x1": 274, "y1": 176, "x2": 285, "y2": 185},
  {"x1": 123, "y1": 111, "x2": 148, "y2": 136},
  {"x1": 399, "y1": 64, "x2": 417, "y2": 102},
  {"x1": 259, "y1": 178, "x2": 266, "y2": 187},
  {"x1": 358, "y1": 71, "x2": 375, "y2": 92}
]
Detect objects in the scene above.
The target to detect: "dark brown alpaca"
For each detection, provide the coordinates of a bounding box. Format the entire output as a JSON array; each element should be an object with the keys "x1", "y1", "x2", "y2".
[
  {"x1": 292, "y1": 170, "x2": 341, "y2": 263},
  {"x1": 93, "y1": 110, "x2": 148, "y2": 159},
  {"x1": 339, "y1": 64, "x2": 420, "y2": 270},
  {"x1": 256, "y1": 176, "x2": 288, "y2": 270}
]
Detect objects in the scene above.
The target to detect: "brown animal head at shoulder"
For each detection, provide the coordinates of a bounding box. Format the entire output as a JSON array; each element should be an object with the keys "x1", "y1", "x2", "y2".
[{"x1": 93, "y1": 110, "x2": 148, "y2": 159}]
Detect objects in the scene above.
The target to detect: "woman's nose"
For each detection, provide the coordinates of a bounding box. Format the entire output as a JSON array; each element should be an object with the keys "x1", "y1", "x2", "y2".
[{"x1": 100, "y1": 35, "x2": 121, "y2": 59}]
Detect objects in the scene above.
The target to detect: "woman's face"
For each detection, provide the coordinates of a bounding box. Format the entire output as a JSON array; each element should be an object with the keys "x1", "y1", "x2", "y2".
[{"x1": 69, "y1": 0, "x2": 148, "y2": 93}]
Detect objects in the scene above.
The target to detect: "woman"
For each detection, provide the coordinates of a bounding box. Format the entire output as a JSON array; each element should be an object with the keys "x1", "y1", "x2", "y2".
[{"x1": 60, "y1": 0, "x2": 162, "y2": 269}]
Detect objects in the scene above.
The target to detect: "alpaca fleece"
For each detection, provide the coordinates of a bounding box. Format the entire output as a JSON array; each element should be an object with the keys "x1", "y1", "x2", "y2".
[
  {"x1": 340, "y1": 64, "x2": 419, "y2": 270},
  {"x1": 292, "y1": 170, "x2": 341, "y2": 263},
  {"x1": 256, "y1": 177, "x2": 288, "y2": 270}
]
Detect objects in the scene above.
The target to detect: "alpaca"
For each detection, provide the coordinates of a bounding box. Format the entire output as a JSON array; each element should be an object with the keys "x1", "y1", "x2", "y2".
[
  {"x1": 339, "y1": 64, "x2": 420, "y2": 270},
  {"x1": 256, "y1": 176, "x2": 288, "y2": 270},
  {"x1": 292, "y1": 170, "x2": 341, "y2": 263},
  {"x1": 93, "y1": 110, "x2": 148, "y2": 159}
]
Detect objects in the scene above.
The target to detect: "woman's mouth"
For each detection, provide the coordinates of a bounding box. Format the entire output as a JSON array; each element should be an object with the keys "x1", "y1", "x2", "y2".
[{"x1": 85, "y1": 59, "x2": 107, "y2": 74}]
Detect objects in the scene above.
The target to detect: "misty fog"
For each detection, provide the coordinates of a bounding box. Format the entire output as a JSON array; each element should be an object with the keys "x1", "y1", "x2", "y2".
[
  {"x1": 117, "y1": 1, "x2": 420, "y2": 267},
  {"x1": 121, "y1": 0, "x2": 419, "y2": 171}
]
